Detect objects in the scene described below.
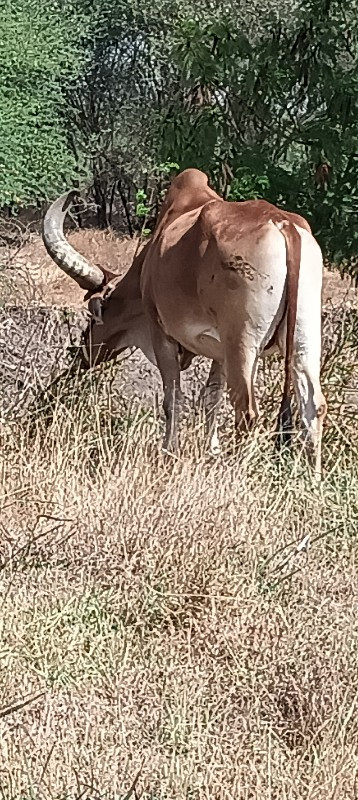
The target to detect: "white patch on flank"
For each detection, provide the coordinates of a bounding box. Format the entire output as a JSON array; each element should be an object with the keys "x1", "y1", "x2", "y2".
[
  {"x1": 181, "y1": 322, "x2": 221, "y2": 346},
  {"x1": 201, "y1": 327, "x2": 221, "y2": 342}
]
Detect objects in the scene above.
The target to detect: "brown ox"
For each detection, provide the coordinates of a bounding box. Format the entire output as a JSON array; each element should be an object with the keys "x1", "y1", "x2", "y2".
[{"x1": 43, "y1": 168, "x2": 327, "y2": 477}]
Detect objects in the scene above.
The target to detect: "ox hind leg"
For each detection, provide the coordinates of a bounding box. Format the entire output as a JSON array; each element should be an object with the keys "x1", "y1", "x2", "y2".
[
  {"x1": 292, "y1": 352, "x2": 327, "y2": 481},
  {"x1": 281, "y1": 235, "x2": 327, "y2": 480},
  {"x1": 199, "y1": 360, "x2": 225, "y2": 456},
  {"x1": 275, "y1": 316, "x2": 327, "y2": 479},
  {"x1": 225, "y1": 338, "x2": 259, "y2": 438}
]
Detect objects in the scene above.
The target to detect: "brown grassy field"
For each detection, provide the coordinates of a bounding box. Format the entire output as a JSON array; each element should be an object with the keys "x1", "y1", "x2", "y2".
[{"x1": 0, "y1": 232, "x2": 357, "y2": 799}]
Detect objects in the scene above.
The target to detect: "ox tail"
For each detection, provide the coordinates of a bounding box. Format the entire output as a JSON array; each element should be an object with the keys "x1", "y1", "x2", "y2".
[{"x1": 274, "y1": 220, "x2": 301, "y2": 449}]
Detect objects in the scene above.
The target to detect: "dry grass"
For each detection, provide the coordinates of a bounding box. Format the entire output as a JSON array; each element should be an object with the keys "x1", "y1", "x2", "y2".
[
  {"x1": 0, "y1": 351, "x2": 357, "y2": 800},
  {"x1": 0, "y1": 230, "x2": 358, "y2": 799}
]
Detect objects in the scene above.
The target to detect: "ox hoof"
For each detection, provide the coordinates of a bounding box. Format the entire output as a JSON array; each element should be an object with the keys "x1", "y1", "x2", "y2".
[{"x1": 208, "y1": 432, "x2": 221, "y2": 457}]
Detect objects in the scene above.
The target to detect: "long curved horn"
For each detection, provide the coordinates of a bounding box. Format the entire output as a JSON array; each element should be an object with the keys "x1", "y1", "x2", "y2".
[{"x1": 42, "y1": 191, "x2": 104, "y2": 291}]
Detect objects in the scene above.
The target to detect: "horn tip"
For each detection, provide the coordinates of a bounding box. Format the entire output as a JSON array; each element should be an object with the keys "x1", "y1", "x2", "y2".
[{"x1": 62, "y1": 190, "x2": 80, "y2": 214}]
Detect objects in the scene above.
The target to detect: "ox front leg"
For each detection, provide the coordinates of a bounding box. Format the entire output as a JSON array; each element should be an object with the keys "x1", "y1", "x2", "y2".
[
  {"x1": 151, "y1": 325, "x2": 183, "y2": 454},
  {"x1": 200, "y1": 360, "x2": 225, "y2": 456}
]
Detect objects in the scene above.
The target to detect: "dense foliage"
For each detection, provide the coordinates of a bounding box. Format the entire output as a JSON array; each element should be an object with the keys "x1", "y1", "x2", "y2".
[
  {"x1": 1, "y1": 0, "x2": 357, "y2": 272},
  {"x1": 0, "y1": 0, "x2": 84, "y2": 206}
]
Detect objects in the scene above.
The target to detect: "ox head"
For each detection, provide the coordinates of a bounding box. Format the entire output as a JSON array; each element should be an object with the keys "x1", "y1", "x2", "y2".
[{"x1": 43, "y1": 191, "x2": 156, "y2": 368}]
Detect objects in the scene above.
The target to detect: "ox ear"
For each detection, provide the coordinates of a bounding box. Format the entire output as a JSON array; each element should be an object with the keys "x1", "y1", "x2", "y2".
[{"x1": 87, "y1": 296, "x2": 104, "y2": 325}]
